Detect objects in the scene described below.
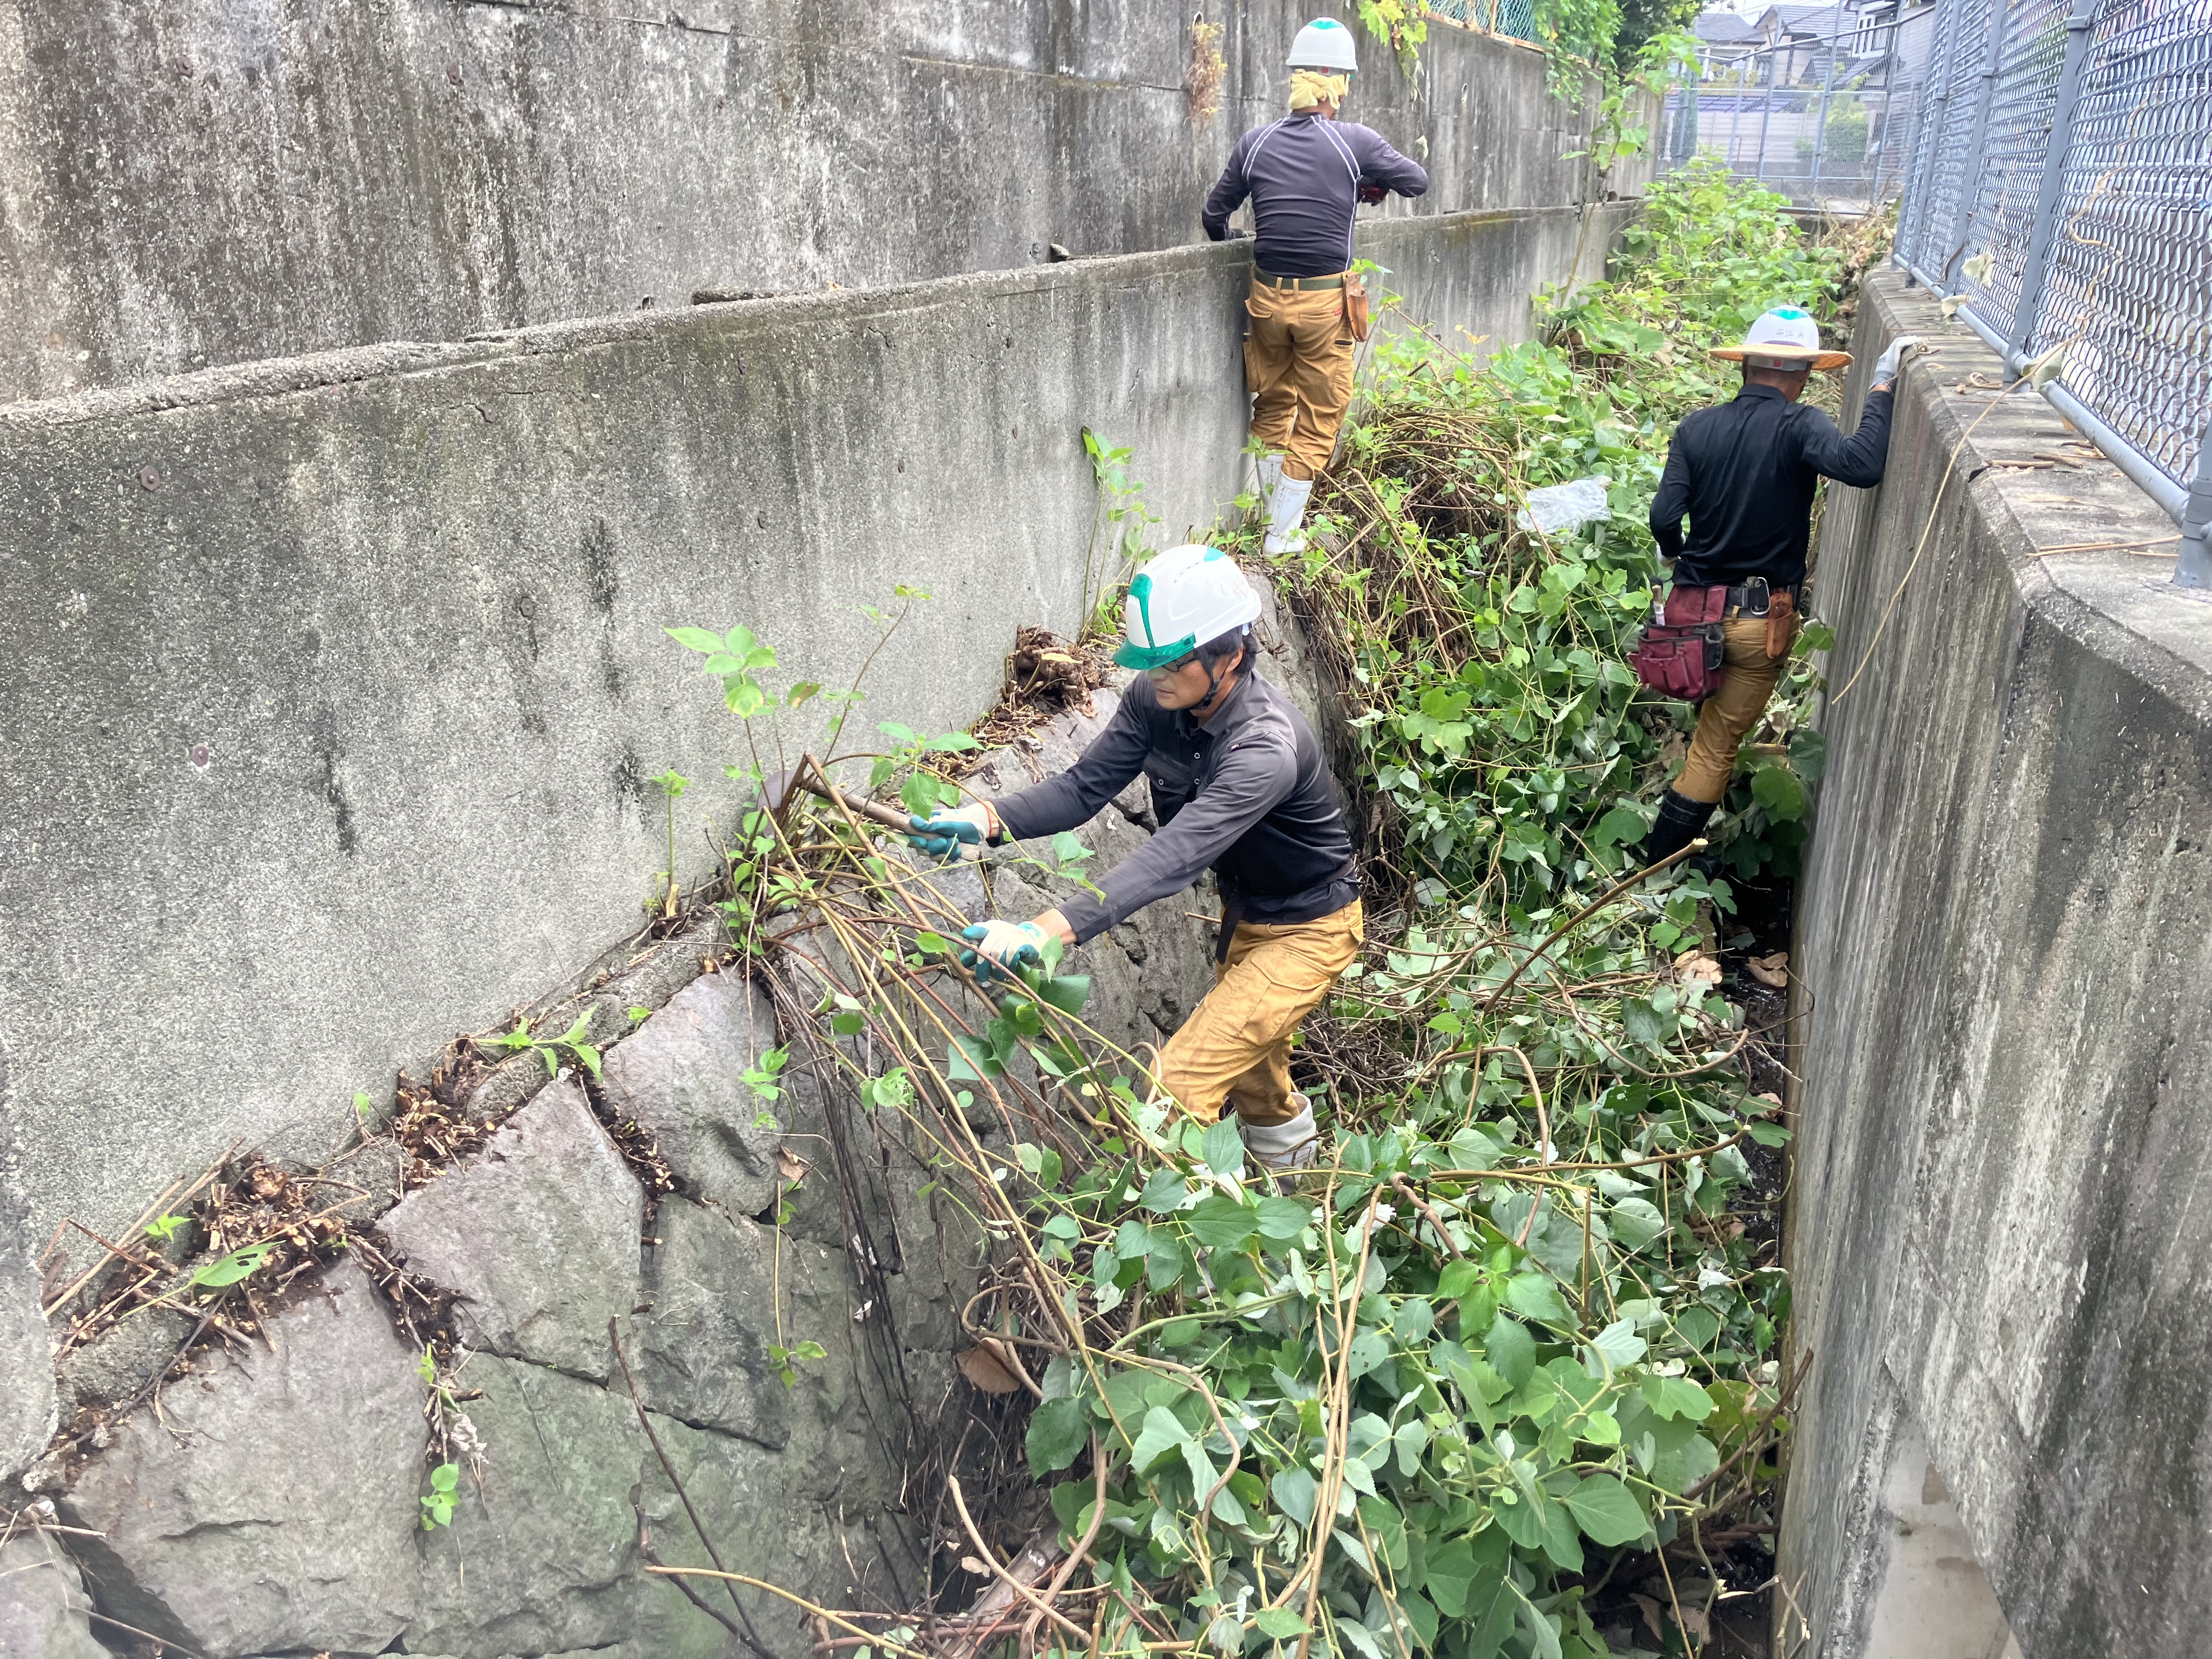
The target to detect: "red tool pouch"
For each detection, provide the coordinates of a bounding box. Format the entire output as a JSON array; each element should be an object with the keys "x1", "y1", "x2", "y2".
[{"x1": 1630, "y1": 585, "x2": 1730, "y2": 701}]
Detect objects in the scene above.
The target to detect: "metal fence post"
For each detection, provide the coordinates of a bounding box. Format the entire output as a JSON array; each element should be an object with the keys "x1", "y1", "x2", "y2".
[
  {"x1": 1808, "y1": 0, "x2": 1847, "y2": 193},
  {"x1": 1754, "y1": 48, "x2": 1778, "y2": 180},
  {"x1": 2176, "y1": 423, "x2": 2212, "y2": 590},
  {"x1": 1942, "y1": 0, "x2": 2015, "y2": 285},
  {"x1": 1895, "y1": 0, "x2": 1959, "y2": 278},
  {"x1": 2004, "y1": 0, "x2": 2097, "y2": 371}
]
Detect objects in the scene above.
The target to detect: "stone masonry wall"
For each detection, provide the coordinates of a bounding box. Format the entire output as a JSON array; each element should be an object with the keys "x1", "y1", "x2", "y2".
[{"x1": 6, "y1": 582, "x2": 1328, "y2": 1655}]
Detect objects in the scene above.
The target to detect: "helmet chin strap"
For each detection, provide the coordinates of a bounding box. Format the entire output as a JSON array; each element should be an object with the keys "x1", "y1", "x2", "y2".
[{"x1": 1192, "y1": 644, "x2": 1244, "y2": 718}]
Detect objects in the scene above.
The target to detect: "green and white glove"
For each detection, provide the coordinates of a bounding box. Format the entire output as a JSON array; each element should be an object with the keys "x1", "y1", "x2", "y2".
[
  {"x1": 906, "y1": 801, "x2": 998, "y2": 862},
  {"x1": 959, "y1": 919, "x2": 1048, "y2": 985}
]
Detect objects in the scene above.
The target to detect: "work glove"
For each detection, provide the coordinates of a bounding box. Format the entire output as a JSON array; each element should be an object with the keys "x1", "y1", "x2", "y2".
[
  {"x1": 1871, "y1": 335, "x2": 1924, "y2": 388},
  {"x1": 959, "y1": 919, "x2": 1049, "y2": 986},
  {"x1": 906, "y1": 802, "x2": 997, "y2": 863},
  {"x1": 1357, "y1": 179, "x2": 1387, "y2": 205}
]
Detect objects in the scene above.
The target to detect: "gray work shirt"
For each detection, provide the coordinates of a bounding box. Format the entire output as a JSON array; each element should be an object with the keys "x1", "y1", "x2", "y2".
[{"x1": 991, "y1": 669, "x2": 1357, "y2": 945}]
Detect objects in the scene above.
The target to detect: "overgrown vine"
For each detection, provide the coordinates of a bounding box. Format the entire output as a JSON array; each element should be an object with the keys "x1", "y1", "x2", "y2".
[{"x1": 647, "y1": 165, "x2": 1866, "y2": 1658}]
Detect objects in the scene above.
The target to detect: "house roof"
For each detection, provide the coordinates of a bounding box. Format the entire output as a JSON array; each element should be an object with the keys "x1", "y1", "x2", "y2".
[
  {"x1": 1694, "y1": 10, "x2": 1758, "y2": 42},
  {"x1": 1765, "y1": 2, "x2": 1855, "y2": 37}
]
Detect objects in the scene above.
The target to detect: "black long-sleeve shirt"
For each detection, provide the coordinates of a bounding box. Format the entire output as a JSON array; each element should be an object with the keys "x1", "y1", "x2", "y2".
[
  {"x1": 1649, "y1": 383, "x2": 1894, "y2": 588},
  {"x1": 991, "y1": 670, "x2": 1356, "y2": 945},
  {"x1": 1202, "y1": 115, "x2": 1429, "y2": 278}
]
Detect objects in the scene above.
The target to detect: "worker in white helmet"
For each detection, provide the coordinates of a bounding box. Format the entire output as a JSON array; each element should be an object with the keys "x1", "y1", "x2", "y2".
[
  {"x1": 1637, "y1": 309, "x2": 1921, "y2": 866},
  {"x1": 907, "y1": 546, "x2": 1361, "y2": 1176},
  {"x1": 1201, "y1": 18, "x2": 1428, "y2": 557}
]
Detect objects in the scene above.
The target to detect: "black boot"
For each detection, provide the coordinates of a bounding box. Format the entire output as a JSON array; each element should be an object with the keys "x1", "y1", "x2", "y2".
[{"x1": 1641, "y1": 788, "x2": 1717, "y2": 870}]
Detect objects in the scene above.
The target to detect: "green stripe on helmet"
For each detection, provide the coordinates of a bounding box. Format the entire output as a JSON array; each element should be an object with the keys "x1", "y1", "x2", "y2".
[{"x1": 1113, "y1": 632, "x2": 1197, "y2": 670}]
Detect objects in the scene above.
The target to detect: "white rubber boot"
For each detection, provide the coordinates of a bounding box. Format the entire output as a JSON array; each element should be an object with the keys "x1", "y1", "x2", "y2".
[
  {"x1": 1241, "y1": 1103, "x2": 1319, "y2": 1190},
  {"x1": 1255, "y1": 452, "x2": 1284, "y2": 516},
  {"x1": 1263, "y1": 475, "x2": 1314, "y2": 556}
]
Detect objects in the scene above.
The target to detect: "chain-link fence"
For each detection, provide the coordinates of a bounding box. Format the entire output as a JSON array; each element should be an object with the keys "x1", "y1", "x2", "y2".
[
  {"x1": 1889, "y1": 0, "x2": 2212, "y2": 586},
  {"x1": 1656, "y1": 7, "x2": 1937, "y2": 211},
  {"x1": 1424, "y1": 0, "x2": 1539, "y2": 46}
]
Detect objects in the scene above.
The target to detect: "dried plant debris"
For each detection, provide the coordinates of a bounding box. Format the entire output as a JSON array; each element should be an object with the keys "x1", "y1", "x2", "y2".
[{"x1": 963, "y1": 625, "x2": 1113, "y2": 763}]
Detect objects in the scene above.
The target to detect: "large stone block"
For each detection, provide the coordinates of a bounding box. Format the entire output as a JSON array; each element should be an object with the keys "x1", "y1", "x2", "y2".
[
  {"x1": 642, "y1": 1407, "x2": 929, "y2": 1659},
  {"x1": 603, "y1": 973, "x2": 786, "y2": 1219},
  {"x1": 405, "y1": 1354, "x2": 730, "y2": 1659},
  {"x1": 61, "y1": 1259, "x2": 424, "y2": 1658},
  {"x1": 381, "y1": 1077, "x2": 642, "y2": 1382},
  {"x1": 630, "y1": 1199, "x2": 799, "y2": 1448},
  {"x1": 0, "y1": 1528, "x2": 108, "y2": 1659}
]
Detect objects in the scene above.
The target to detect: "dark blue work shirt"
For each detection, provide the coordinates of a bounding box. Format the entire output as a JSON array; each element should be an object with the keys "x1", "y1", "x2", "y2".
[{"x1": 1202, "y1": 114, "x2": 1429, "y2": 278}]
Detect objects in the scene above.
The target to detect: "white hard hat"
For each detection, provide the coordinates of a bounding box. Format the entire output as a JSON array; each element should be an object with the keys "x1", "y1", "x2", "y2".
[
  {"x1": 1288, "y1": 16, "x2": 1359, "y2": 75},
  {"x1": 1708, "y1": 306, "x2": 1851, "y2": 372},
  {"x1": 1114, "y1": 545, "x2": 1262, "y2": 671}
]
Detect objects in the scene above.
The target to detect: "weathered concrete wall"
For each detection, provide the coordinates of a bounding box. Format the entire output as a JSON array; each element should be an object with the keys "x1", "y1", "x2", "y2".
[
  {"x1": 0, "y1": 202, "x2": 1626, "y2": 1277},
  {"x1": 1780, "y1": 268, "x2": 2212, "y2": 1657},
  {"x1": 0, "y1": 0, "x2": 1610, "y2": 402}
]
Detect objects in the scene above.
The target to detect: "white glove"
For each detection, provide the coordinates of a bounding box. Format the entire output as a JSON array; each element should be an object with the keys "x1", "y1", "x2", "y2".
[
  {"x1": 1871, "y1": 336, "x2": 1923, "y2": 388},
  {"x1": 906, "y1": 801, "x2": 998, "y2": 863}
]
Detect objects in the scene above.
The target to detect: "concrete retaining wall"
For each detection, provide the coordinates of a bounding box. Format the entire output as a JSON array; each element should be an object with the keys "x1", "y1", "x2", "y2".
[
  {"x1": 1780, "y1": 268, "x2": 2212, "y2": 1656},
  {"x1": 0, "y1": 0, "x2": 1611, "y2": 402},
  {"x1": 0, "y1": 201, "x2": 1626, "y2": 1268}
]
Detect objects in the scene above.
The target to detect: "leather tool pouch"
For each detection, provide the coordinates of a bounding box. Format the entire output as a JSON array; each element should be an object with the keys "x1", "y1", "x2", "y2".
[
  {"x1": 1764, "y1": 588, "x2": 1798, "y2": 659},
  {"x1": 1630, "y1": 584, "x2": 1729, "y2": 702},
  {"x1": 1342, "y1": 269, "x2": 1373, "y2": 342}
]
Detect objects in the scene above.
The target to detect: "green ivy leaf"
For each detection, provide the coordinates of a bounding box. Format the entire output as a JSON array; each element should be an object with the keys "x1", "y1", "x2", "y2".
[
  {"x1": 1025, "y1": 1396, "x2": 1091, "y2": 1475},
  {"x1": 1504, "y1": 1271, "x2": 1573, "y2": 1328},
  {"x1": 1199, "y1": 1118, "x2": 1245, "y2": 1176},
  {"x1": 1187, "y1": 1194, "x2": 1259, "y2": 1251},
  {"x1": 1562, "y1": 1472, "x2": 1651, "y2": 1547}
]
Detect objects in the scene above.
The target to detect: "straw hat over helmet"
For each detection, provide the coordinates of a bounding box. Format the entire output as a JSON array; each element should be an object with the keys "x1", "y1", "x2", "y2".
[{"x1": 1709, "y1": 307, "x2": 1851, "y2": 373}]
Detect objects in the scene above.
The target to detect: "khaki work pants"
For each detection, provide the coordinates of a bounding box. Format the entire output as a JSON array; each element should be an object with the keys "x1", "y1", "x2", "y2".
[
  {"x1": 1154, "y1": 901, "x2": 1363, "y2": 1127},
  {"x1": 1677, "y1": 613, "x2": 1799, "y2": 803},
  {"x1": 1244, "y1": 280, "x2": 1356, "y2": 481}
]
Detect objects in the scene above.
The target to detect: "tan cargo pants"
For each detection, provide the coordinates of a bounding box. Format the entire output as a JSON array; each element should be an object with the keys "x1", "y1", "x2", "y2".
[
  {"x1": 1244, "y1": 279, "x2": 1355, "y2": 481},
  {"x1": 1677, "y1": 612, "x2": 1800, "y2": 803},
  {"x1": 1154, "y1": 901, "x2": 1363, "y2": 1127}
]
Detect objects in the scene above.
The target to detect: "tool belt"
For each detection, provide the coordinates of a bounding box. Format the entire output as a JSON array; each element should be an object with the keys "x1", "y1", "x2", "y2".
[
  {"x1": 1251, "y1": 267, "x2": 1371, "y2": 341},
  {"x1": 1629, "y1": 577, "x2": 1798, "y2": 702}
]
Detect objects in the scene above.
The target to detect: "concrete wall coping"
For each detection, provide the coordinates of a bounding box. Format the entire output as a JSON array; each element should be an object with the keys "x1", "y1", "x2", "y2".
[
  {"x1": 0, "y1": 207, "x2": 1583, "y2": 432},
  {"x1": 1851, "y1": 271, "x2": 2212, "y2": 720}
]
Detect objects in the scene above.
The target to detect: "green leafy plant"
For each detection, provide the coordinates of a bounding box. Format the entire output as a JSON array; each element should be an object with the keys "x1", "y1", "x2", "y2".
[
  {"x1": 189, "y1": 1239, "x2": 277, "y2": 1289},
  {"x1": 487, "y1": 1012, "x2": 604, "y2": 1082},
  {"x1": 767, "y1": 1339, "x2": 829, "y2": 1390},
  {"x1": 650, "y1": 768, "x2": 692, "y2": 918},
  {"x1": 420, "y1": 1462, "x2": 461, "y2": 1530},
  {"x1": 145, "y1": 1214, "x2": 188, "y2": 1245},
  {"x1": 1081, "y1": 428, "x2": 1164, "y2": 634},
  {"x1": 1356, "y1": 0, "x2": 1427, "y2": 76}
]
